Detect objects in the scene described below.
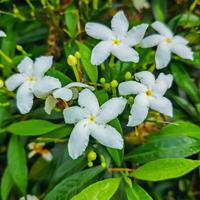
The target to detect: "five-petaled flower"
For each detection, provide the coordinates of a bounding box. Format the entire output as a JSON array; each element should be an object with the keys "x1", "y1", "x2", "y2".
[
  {"x1": 44, "y1": 82, "x2": 94, "y2": 114},
  {"x1": 85, "y1": 11, "x2": 148, "y2": 65},
  {"x1": 119, "y1": 71, "x2": 173, "y2": 126},
  {"x1": 0, "y1": 30, "x2": 6, "y2": 37},
  {"x1": 5, "y1": 56, "x2": 61, "y2": 114},
  {"x1": 28, "y1": 142, "x2": 53, "y2": 161},
  {"x1": 141, "y1": 21, "x2": 193, "y2": 69},
  {"x1": 63, "y1": 89, "x2": 127, "y2": 159}
]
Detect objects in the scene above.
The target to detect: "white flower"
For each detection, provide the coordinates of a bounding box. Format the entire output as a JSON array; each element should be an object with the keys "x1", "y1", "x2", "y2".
[
  {"x1": 141, "y1": 21, "x2": 193, "y2": 69},
  {"x1": 85, "y1": 11, "x2": 148, "y2": 65},
  {"x1": 119, "y1": 71, "x2": 173, "y2": 126},
  {"x1": 5, "y1": 56, "x2": 61, "y2": 114},
  {"x1": 132, "y1": 0, "x2": 150, "y2": 12},
  {"x1": 44, "y1": 82, "x2": 94, "y2": 114},
  {"x1": 63, "y1": 89, "x2": 127, "y2": 159},
  {"x1": 28, "y1": 142, "x2": 53, "y2": 161},
  {"x1": 19, "y1": 194, "x2": 39, "y2": 200},
  {"x1": 0, "y1": 30, "x2": 6, "y2": 37}
]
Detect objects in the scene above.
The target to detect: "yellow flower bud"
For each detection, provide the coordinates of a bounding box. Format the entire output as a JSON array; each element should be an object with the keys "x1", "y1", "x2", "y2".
[
  {"x1": 88, "y1": 151, "x2": 97, "y2": 161},
  {"x1": 67, "y1": 55, "x2": 77, "y2": 66},
  {"x1": 0, "y1": 79, "x2": 4, "y2": 88}
]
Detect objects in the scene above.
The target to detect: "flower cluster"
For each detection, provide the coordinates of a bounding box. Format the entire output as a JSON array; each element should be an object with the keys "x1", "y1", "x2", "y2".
[{"x1": 4, "y1": 10, "x2": 193, "y2": 159}]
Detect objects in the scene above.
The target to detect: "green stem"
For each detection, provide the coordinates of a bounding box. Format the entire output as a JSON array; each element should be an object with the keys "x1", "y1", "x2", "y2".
[{"x1": 72, "y1": 65, "x2": 80, "y2": 82}]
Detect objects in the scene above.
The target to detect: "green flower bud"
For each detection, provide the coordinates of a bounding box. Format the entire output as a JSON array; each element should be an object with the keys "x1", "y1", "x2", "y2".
[
  {"x1": 88, "y1": 161, "x2": 93, "y2": 167},
  {"x1": 0, "y1": 79, "x2": 4, "y2": 88},
  {"x1": 104, "y1": 83, "x2": 111, "y2": 90},
  {"x1": 128, "y1": 96, "x2": 134, "y2": 104},
  {"x1": 100, "y1": 77, "x2": 106, "y2": 84},
  {"x1": 101, "y1": 162, "x2": 106, "y2": 168},
  {"x1": 125, "y1": 72, "x2": 132, "y2": 80},
  {"x1": 110, "y1": 80, "x2": 118, "y2": 88},
  {"x1": 88, "y1": 151, "x2": 97, "y2": 161},
  {"x1": 75, "y1": 51, "x2": 81, "y2": 59}
]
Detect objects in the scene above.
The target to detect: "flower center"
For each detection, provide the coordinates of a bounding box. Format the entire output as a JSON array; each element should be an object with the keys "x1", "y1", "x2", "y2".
[
  {"x1": 146, "y1": 89, "x2": 152, "y2": 96},
  {"x1": 89, "y1": 115, "x2": 96, "y2": 123},
  {"x1": 27, "y1": 76, "x2": 35, "y2": 82},
  {"x1": 165, "y1": 37, "x2": 171, "y2": 43},
  {"x1": 112, "y1": 38, "x2": 120, "y2": 45},
  {"x1": 32, "y1": 143, "x2": 44, "y2": 153}
]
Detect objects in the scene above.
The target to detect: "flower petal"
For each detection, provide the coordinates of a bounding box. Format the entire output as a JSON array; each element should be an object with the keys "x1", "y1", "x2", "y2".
[
  {"x1": 97, "y1": 97, "x2": 127, "y2": 123},
  {"x1": 68, "y1": 120, "x2": 90, "y2": 159},
  {"x1": 151, "y1": 21, "x2": 173, "y2": 37},
  {"x1": 0, "y1": 30, "x2": 6, "y2": 37},
  {"x1": 112, "y1": 43, "x2": 139, "y2": 63},
  {"x1": 5, "y1": 74, "x2": 25, "y2": 91},
  {"x1": 78, "y1": 89, "x2": 99, "y2": 115},
  {"x1": 53, "y1": 87, "x2": 73, "y2": 101},
  {"x1": 16, "y1": 83, "x2": 34, "y2": 114},
  {"x1": 17, "y1": 57, "x2": 34, "y2": 75},
  {"x1": 63, "y1": 106, "x2": 88, "y2": 124},
  {"x1": 141, "y1": 34, "x2": 164, "y2": 48},
  {"x1": 119, "y1": 81, "x2": 146, "y2": 95},
  {"x1": 155, "y1": 42, "x2": 171, "y2": 69},
  {"x1": 135, "y1": 71, "x2": 155, "y2": 88},
  {"x1": 111, "y1": 11, "x2": 128, "y2": 39},
  {"x1": 85, "y1": 23, "x2": 114, "y2": 40},
  {"x1": 28, "y1": 151, "x2": 37, "y2": 159},
  {"x1": 91, "y1": 41, "x2": 112, "y2": 65},
  {"x1": 42, "y1": 151, "x2": 53, "y2": 161},
  {"x1": 127, "y1": 93, "x2": 149, "y2": 126},
  {"x1": 19, "y1": 195, "x2": 39, "y2": 200},
  {"x1": 124, "y1": 24, "x2": 148, "y2": 46},
  {"x1": 44, "y1": 95, "x2": 57, "y2": 115},
  {"x1": 66, "y1": 82, "x2": 95, "y2": 91},
  {"x1": 153, "y1": 73, "x2": 173, "y2": 96},
  {"x1": 90, "y1": 123, "x2": 123, "y2": 149},
  {"x1": 33, "y1": 56, "x2": 53, "y2": 77},
  {"x1": 33, "y1": 76, "x2": 61, "y2": 98},
  {"x1": 149, "y1": 96, "x2": 173, "y2": 117},
  {"x1": 172, "y1": 35, "x2": 188, "y2": 45},
  {"x1": 170, "y1": 44, "x2": 193, "y2": 60}
]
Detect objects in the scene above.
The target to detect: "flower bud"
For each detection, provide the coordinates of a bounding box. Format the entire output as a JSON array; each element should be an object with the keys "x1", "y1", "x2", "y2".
[
  {"x1": 128, "y1": 96, "x2": 134, "y2": 104},
  {"x1": 88, "y1": 151, "x2": 97, "y2": 161},
  {"x1": 88, "y1": 161, "x2": 93, "y2": 167},
  {"x1": 67, "y1": 55, "x2": 77, "y2": 66},
  {"x1": 75, "y1": 51, "x2": 81, "y2": 59},
  {"x1": 100, "y1": 77, "x2": 106, "y2": 84},
  {"x1": 101, "y1": 162, "x2": 106, "y2": 168},
  {"x1": 125, "y1": 72, "x2": 132, "y2": 80},
  {"x1": 0, "y1": 79, "x2": 4, "y2": 88},
  {"x1": 104, "y1": 83, "x2": 110, "y2": 90},
  {"x1": 110, "y1": 80, "x2": 118, "y2": 88}
]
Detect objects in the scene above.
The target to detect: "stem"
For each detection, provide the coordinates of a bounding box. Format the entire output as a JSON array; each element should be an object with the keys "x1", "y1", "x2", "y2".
[
  {"x1": 109, "y1": 55, "x2": 115, "y2": 68},
  {"x1": 108, "y1": 168, "x2": 133, "y2": 172},
  {"x1": 0, "y1": 50, "x2": 12, "y2": 63},
  {"x1": 72, "y1": 65, "x2": 80, "y2": 82}
]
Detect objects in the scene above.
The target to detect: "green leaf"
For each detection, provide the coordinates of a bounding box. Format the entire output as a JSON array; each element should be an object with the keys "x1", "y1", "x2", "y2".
[
  {"x1": 151, "y1": 0, "x2": 167, "y2": 21},
  {"x1": 132, "y1": 184, "x2": 153, "y2": 200},
  {"x1": 77, "y1": 41, "x2": 98, "y2": 83},
  {"x1": 7, "y1": 136, "x2": 28, "y2": 194},
  {"x1": 171, "y1": 62, "x2": 200, "y2": 103},
  {"x1": 71, "y1": 178, "x2": 121, "y2": 200},
  {"x1": 130, "y1": 158, "x2": 200, "y2": 181},
  {"x1": 1, "y1": 168, "x2": 13, "y2": 200},
  {"x1": 44, "y1": 166, "x2": 104, "y2": 200},
  {"x1": 47, "y1": 69, "x2": 72, "y2": 85},
  {"x1": 65, "y1": 4, "x2": 78, "y2": 38},
  {"x1": 6, "y1": 120, "x2": 65, "y2": 136}
]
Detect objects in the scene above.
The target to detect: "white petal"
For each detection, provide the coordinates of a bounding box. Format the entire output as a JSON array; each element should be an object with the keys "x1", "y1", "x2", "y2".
[
  {"x1": 119, "y1": 81, "x2": 146, "y2": 95},
  {"x1": 53, "y1": 87, "x2": 73, "y2": 101},
  {"x1": 170, "y1": 44, "x2": 193, "y2": 60},
  {"x1": 172, "y1": 35, "x2": 188, "y2": 45},
  {"x1": 111, "y1": 11, "x2": 128, "y2": 39},
  {"x1": 124, "y1": 24, "x2": 148, "y2": 46},
  {"x1": 16, "y1": 83, "x2": 34, "y2": 114},
  {"x1": 5, "y1": 74, "x2": 25, "y2": 91},
  {"x1": 151, "y1": 21, "x2": 173, "y2": 37},
  {"x1": 33, "y1": 76, "x2": 61, "y2": 98},
  {"x1": 19, "y1": 195, "x2": 39, "y2": 200},
  {"x1": 141, "y1": 34, "x2": 164, "y2": 48},
  {"x1": 44, "y1": 95, "x2": 57, "y2": 115},
  {"x1": 97, "y1": 97, "x2": 127, "y2": 123},
  {"x1": 78, "y1": 89, "x2": 99, "y2": 115},
  {"x1": 85, "y1": 23, "x2": 114, "y2": 40},
  {"x1": 28, "y1": 151, "x2": 37, "y2": 158},
  {"x1": 68, "y1": 120, "x2": 90, "y2": 159},
  {"x1": 135, "y1": 71, "x2": 155, "y2": 88},
  {"x1": 149, "y1": 96, "x2": 173, "y2": 117},
  {"x1": 42, "y1": 151, "x2": 53, "y2": 161},
  {"x1": 153, "y1": 73, "x2": 173, "y2": 96},
  {"x1": 33, "y1": 56, "x2": 53, "y2": 77},
  {"x1": 90, "y1": 123, "x2": 123, "y2": 149},
  {"x1": 127, "y1": 93, "x2": 149, "y2": 127},
  {"x1": 63, "y1": 106, "x2": 88, "y2": 124},
  {"x1": 155, "y1": 42, "x2": 171, "y2": 69},
  {"x1": 0, "y1": 30, "x2": 6, "y2": 37},
  {"x1": 91, "y1": 41, "x2": 112, "y2": 65},
  {"x1": 66, "y1": 82, "x2": 95, "y2": 91},
  {"x1": 112, "y1": 43, "x2": 139, "y2": 63},
  {"x1": 17, "y1": 57, "x2": 34, "y2": 75}
]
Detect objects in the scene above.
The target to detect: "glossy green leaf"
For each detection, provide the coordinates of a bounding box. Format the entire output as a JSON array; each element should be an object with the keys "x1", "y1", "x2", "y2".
[
  {"x1": 71, "y1": 178, "x2": 121, "y2": 200},
  {"x1": 77, "y1": 41, "x2": 98, "y2": 83},
  {"x1": 130, "y1": 158, "x2": 200, "y2": 181},
  {"x1": 6, "y1": 120, "x2": 65, "y2": 136},
  {"x1": 133, "y1": 184, "x2": 153, "y2": 200},
  {"x1": 151, "y1": 0, "x2": 167, "y2": 21},
  {"x1": 7, "y1": 136, "x2": 28, "y2": 194},
  {"x1": 44, "y1": 166, "x2": 104, "y2": 200}
]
